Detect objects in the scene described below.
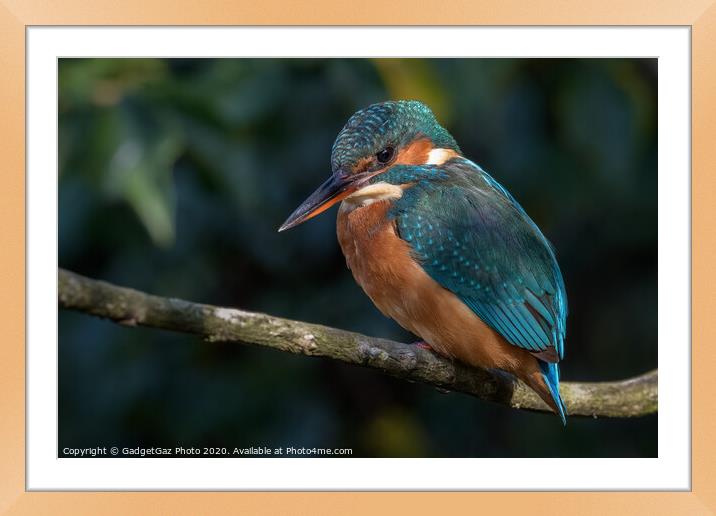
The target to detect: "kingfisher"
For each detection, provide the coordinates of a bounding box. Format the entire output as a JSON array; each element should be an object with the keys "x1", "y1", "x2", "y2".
[{"x1": 279, "y1": 100, "x2": 568, "y2": 424}]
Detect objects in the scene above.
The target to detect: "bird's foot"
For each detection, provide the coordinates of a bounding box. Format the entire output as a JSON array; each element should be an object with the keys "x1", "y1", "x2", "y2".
[{"x1": 411, "y1": 340, "x2": 434, "y2": 351}]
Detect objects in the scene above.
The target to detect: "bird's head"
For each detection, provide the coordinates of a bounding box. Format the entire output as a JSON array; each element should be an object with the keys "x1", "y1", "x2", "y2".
[{"x1": 279, "y1": 100, "x2": 460, "y2": 231}]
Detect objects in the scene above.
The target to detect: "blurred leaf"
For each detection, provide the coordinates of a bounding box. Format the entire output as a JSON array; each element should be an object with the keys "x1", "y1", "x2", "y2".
[
  {"x1": 106, "y1": 133, "x2": 181, "y2": 247},
  {"x1": 363, "y1": 408, "x2": 429, "y2": 457},
  {"x1": 59, "y1": 59, "x2": 167, "y2": 110},
  {"x1": 372, "y1": 59, "x2": 452, "y2": 123}
]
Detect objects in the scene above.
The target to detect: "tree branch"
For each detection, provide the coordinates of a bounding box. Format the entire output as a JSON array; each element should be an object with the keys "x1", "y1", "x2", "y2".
[{"x1": 58, "y1": 268, "x2": 657, "y2": 418}]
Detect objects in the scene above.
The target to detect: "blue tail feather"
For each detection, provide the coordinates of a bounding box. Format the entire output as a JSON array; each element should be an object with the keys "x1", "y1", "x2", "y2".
[{"x1": 539, "y1": 361, "x2": 567, "y2": 426}]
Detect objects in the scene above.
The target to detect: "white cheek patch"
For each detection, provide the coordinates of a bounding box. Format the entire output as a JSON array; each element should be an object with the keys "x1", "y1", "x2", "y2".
[
  {"x1": 426, "y1": 148, "x2": 455, "y2": 165},
  {"x1": 342, "y1": 182, "x2": 403, "y2": 209}
]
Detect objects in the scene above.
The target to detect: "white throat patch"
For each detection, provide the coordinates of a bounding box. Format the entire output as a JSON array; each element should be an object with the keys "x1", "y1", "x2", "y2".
[
  {"x1": 342, "y1": 182, "x2": 403, "y2": 210},
  {"x1": 426, "y1": 148, "x2": 455, "y2": 165}
]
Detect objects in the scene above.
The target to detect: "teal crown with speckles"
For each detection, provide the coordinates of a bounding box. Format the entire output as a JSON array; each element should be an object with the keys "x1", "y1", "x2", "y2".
[{"x1": 330, "y1": 100, "x2": 460, "y2": 173}]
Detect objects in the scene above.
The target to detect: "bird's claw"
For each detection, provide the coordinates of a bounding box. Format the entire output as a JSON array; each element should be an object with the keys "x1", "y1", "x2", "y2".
[{"x1": 412, "y1": 340, "x2": 434, "y2": 351}]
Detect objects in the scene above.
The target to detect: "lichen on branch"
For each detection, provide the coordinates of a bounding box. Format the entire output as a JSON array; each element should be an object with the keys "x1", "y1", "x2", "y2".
[{"x1": 58, "y1": 268, "x2": 657, "y2": 418}]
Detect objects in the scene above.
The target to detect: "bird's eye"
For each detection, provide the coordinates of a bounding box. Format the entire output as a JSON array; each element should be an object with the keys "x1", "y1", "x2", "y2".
[{"x1": 375, "y1": 146, "x2": 395, "y2": 164}]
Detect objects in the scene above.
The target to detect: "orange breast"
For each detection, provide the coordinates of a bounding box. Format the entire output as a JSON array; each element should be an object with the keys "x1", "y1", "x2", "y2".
[{"x1": 335, "y1": 200, "x2": 541, "y2": 378}]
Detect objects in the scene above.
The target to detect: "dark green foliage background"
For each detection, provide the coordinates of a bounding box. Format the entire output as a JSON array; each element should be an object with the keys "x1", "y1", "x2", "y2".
[{"x1": 59, "y1": 58, "x2": 657, "y2": 457}]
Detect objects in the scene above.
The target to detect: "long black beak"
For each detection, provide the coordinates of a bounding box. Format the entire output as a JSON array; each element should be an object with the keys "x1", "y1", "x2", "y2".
[{"x1": 278, "y1": 171, "x2": 366, "y2": 232}]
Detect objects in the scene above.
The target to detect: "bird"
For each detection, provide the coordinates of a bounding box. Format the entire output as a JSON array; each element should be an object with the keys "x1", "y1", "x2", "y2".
[{"x1": 279, "y1": 100, "x2": 568, "y2": 424}]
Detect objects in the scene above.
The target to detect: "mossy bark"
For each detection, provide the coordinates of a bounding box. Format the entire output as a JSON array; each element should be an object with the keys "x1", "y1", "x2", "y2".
[{"x1": 58, "y1": 268, "x2": 657, "y2": 418}]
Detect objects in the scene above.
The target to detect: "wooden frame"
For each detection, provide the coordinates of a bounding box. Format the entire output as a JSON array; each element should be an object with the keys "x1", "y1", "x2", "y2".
[{"x1": 2, "y1": 1, "x2": 712, "y2": 513}]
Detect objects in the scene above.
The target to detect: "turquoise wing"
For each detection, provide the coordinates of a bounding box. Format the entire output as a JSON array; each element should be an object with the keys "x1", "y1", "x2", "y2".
[{"x1": 385, "y1": 160, "x2": 567, "y2": 361}]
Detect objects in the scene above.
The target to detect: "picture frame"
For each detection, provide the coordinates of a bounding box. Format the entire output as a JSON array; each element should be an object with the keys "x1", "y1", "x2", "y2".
[{"x1": 3, "y1": 1, "x2": 712, "y2": 513}]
